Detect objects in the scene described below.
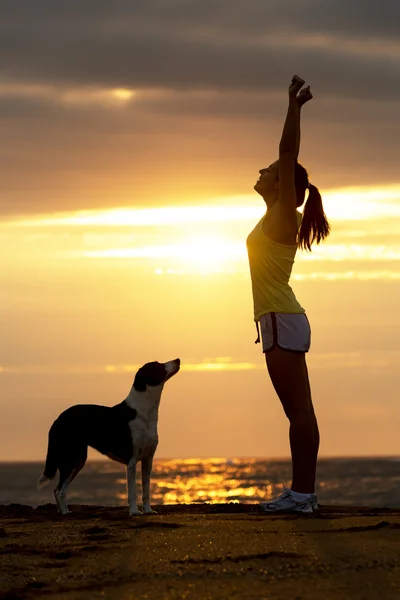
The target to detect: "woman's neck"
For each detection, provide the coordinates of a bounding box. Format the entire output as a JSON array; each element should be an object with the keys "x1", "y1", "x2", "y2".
[{"x1": 264, "y1": 196, "x2": 278, "y2": 210}]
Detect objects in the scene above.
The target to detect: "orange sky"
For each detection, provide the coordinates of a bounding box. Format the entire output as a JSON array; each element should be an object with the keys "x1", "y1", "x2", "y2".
[
  {"x1": 2, "y1": 191, "x2": 400, "y2": 460},
  {"x1": 1, "y1": 1, "x2": 400, "y2": 461}
]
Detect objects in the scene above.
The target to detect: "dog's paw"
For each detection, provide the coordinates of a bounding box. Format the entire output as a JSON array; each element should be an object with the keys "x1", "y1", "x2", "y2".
[
  {"x1": 129, "y1": 509, "x2": 143, "y2": 517},
  {"x1": 143, "y1": 508, "x2": 158, "y2": 515}
]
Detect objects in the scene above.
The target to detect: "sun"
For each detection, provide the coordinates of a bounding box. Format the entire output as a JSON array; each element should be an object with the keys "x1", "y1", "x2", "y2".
[
  {"x1": 112, "y1": 88, "x2": 135, "y2": 101},
  {"x1": 175, "y1": 234, "x2": 244, "y2": 272}
]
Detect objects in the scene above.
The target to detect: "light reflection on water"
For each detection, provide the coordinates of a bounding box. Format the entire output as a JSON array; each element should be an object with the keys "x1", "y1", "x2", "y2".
[
  {"x1": 114, "y1": 458, "x2": 278, "y2": 505},
  {"x1": 1, "y1": 458, "x2": 400, "y2": 507},
  {"x1": 111, "y1": 457, "x2": 400, "y2": 507}
]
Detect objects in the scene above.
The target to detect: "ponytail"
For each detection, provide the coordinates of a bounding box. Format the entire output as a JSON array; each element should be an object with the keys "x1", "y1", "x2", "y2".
[{"x1": 298, "y1": 184, "x2": 330, "y2": 251}]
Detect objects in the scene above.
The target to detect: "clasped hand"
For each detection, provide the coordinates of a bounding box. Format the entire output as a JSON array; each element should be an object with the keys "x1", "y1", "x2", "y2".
[{"x1": 289, "y1": 74, "x2": 313, "y2": 106}]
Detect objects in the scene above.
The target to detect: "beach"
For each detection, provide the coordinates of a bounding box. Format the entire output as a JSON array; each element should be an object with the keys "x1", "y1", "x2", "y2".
[{"x1": 1, "y1": 503, "x2": 399, "y2": 600}]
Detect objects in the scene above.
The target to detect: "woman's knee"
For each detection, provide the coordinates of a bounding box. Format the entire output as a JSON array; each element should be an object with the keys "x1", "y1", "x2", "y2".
[{"x1": 287, "y1": 407, "x2": 318, "y2": 428}]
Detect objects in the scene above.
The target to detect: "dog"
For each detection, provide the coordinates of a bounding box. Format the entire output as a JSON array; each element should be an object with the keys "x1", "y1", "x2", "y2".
[{"x1": 38, "y1": 358, "x2": 180, "y2": 516}]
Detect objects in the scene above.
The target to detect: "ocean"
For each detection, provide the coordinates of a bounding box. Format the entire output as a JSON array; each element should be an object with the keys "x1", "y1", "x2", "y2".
[{"x1": 1, "y1": 457, "x2": 400, "y2": 508}]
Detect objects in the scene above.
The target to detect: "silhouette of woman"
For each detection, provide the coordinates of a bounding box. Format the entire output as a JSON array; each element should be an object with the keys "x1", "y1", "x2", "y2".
[{"x1": 247, "y1": 75, "x2": 330, "y2": 512}]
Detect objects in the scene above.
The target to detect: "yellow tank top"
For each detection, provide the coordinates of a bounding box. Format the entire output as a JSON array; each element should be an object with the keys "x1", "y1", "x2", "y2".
[{"x1": 246, "y1": 210, "x2": 304, "y2": 321}]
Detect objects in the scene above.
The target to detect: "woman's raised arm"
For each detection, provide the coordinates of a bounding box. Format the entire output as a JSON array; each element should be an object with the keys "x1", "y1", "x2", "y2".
[
  {"x1": 278, "y1": 75, "x2": 312, "y2": 210},
  {"x1": 279, "y1": 75, "x2": 304, "y2": 159}
]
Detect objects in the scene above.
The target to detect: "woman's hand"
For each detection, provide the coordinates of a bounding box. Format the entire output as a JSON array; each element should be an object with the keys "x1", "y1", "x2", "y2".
[
  {"x1": 297, "y1": 85, "x2": 313, "y2": 107},
  {"x1": 288, "y1": 75, "x2": 305, "y2": 99}
]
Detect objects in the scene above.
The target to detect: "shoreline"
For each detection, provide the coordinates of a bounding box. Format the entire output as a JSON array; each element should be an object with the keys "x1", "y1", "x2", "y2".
[
  {"x1": 1, "y1": 504, "x2": 400, "y2": 599},
  {"x1": 2, "y1": 501, "x2": 400, "y2": 516}
]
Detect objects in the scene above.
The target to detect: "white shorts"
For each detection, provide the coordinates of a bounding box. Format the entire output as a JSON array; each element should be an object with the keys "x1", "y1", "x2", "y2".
[{"x1": 259, "y1": 312, "x2": 311, "y2": 353}]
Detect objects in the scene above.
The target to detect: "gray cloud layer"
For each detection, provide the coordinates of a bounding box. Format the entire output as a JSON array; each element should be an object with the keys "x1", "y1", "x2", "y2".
[
  {"x1": 1, "y1": 1, "x2": 400, "y2": 98},
  {"x1": 2, "y1": 1, "x2": 400, "y2": 39},
  {"x1": 0, "y1": 1, "x2": 399, "y2": 215}
]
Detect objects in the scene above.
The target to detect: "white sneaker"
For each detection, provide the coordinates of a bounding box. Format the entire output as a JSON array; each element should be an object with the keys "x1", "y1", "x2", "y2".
[{"x1": 260, "y1": 488, "x2": 317, "y2": 514}]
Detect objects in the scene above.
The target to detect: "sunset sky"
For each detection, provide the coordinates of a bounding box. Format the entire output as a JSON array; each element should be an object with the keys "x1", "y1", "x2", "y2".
[{"x1": 1, "y1": 1, "x2": 400, "y2": 461}]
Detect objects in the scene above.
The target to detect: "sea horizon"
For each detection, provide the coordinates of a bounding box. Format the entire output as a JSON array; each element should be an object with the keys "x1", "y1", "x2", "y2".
[
  {"x1": 1, "y1": 456, "x2": 400, "y2": 509},
  {"x1": 2, "y1": 454, "x2": 400, "y2": 463}
]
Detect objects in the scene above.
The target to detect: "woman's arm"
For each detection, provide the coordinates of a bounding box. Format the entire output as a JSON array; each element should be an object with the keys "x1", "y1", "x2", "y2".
[
  {"x1": 278, "y1": 76, "x2": 312, "y2": 209},
  {"x1": 279, "y1": 76, "x2": 303, "y2": 157}
]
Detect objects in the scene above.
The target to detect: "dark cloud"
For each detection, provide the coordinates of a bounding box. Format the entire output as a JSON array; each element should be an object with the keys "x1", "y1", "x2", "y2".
[
  {"x1": 0, "y1": 1, "x2": 399, "y2": 99},
  {"x1": 2, "y1": 1, "x2": 400, "y2": 39},
  {"x1": 0, "y1": 1, "x2": 399, "y2": 216}
]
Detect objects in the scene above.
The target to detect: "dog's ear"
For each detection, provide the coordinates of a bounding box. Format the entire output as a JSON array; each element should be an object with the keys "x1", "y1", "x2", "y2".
[
  {"x1": 133, "y1": 369, "x2": 147, "y2": 392},
  {"x1": 133, "y1": 362, "x2": 167, "y2": 391}
]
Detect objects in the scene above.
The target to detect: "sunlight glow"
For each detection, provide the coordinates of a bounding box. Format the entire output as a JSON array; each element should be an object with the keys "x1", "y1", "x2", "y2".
[
  {"x1": 293, "y1": 271, "x2": 400, "y2": 281},
  {"x1": 8, "y1": 204, "x2": 261, "y2": 228},
  {"x1": 83, "y1": 242, "x2": 400, "y2": 264},
  {"x1": 322, "y1": 186, "x2": 400, "y2": 220},
  {"x1": 183, "y1": 361, "x2": 257, "y2": 371},
  {"x1": 301, "y1": 244, "x2": 400, "y2": 262},
  {"x1": 3, "y1": 352, "x2": 400, "y2": 375},
  {"x1": 3, "y1": 184, "x2": 400, "y2": 279},
  {"x1": 112, "y1": 88, "x2": 135, "y2": 100},
  {"x1": 0, "y1": 361, "x2": 263, "y2": 375},
  {"x1": 83, "y1": 235, "x2": 245, "y2": 271},
  {"x1": 0, "y1": 83, "x2": 136, "y2": 106},
  {"x1": 6, "y1": 184, "x2": 400, "y2": 230}
]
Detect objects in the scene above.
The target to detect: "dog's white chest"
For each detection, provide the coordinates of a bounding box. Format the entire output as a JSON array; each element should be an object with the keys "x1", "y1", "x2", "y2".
[{"x1": 129, "y1": 418, "x2": 158, "y2": 460}]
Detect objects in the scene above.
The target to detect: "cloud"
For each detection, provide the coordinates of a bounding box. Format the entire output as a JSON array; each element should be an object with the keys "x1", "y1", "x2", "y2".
[
  {"x1": 0, "y1": 1, "x2": 400, "y2": 216},
  {"x1": 0, "y1": 1, "x2": 399, "y2": 99},
  {"x1": 2, "y1": 1, "x2": 400, "y2": 41}
]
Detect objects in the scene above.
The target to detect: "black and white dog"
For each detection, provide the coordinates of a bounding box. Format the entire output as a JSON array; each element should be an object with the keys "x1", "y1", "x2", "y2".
[{"x1": 38, "y1": 359, "x2": 180, "y2": 516}]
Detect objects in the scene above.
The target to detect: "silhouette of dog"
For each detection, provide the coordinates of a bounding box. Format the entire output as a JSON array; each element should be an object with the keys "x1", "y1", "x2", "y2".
[{"x1": 38, "y1": 359, "x2": 180, "y2": 515}]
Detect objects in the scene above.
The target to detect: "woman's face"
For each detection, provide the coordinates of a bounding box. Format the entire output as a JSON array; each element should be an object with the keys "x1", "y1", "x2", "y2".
[{"x1": 254, "y1": 160, "x2": 279, "y2": 197}]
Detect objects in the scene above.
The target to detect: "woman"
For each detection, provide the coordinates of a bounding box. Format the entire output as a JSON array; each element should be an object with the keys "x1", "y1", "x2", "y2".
[{"x1": 246, "y1": 75, "x2": 330, "y2": 513}]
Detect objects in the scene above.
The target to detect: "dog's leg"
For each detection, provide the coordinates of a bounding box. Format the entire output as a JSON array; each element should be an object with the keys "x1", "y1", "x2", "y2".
[
  {"x1": 54, "y1": 472, "x2": 74, "y2": 515},
  {"x1": 127, "y1": 459, "x2": 142, "y2": 516},
  {"x1": 54, "y1": 454, "x2": 86, "y2": 515},
  {"x1": 54, "y1": 485, "x2": 70, "y2": 515},
  {"x1": 141, "y1": 456, "x2": 157, "y2": 515}
]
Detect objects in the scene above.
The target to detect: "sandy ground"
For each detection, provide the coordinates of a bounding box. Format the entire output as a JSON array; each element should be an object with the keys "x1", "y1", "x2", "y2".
[{"x1": 0, "y1": 503, "x2": 400, "y2": 600}]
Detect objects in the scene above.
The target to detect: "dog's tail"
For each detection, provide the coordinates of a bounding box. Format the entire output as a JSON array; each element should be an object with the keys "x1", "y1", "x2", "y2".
[
  {"x1": 37, "y1": 474, "x2": 51, "y2": 489},
  {"x1": 37, "y1": 426, "x2": 59, "y2": 489}
]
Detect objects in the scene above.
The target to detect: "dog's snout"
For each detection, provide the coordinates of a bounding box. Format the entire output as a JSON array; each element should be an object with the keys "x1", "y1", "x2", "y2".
[{"x1": 175, "y1": 358, "x2": 181, "y2": 366}]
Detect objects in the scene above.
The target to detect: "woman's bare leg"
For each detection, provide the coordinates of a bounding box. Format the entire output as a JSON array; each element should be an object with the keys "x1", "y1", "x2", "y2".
[{"x1": 265, "y1": 346, "x2": 319, "y2": 493}]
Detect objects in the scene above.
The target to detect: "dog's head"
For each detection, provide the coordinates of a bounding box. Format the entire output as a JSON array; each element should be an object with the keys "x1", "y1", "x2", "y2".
[{"x1": 133, "y1": 359, "x2": 180, "y2": 392}]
